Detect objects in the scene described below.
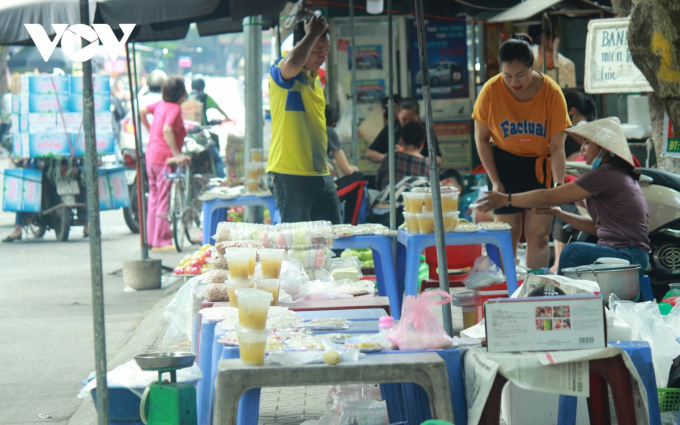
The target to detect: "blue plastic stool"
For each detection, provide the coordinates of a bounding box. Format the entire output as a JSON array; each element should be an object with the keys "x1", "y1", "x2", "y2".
[
  {"x1": 396, "y1": 229, "x2": 518, "y2": 313},
  {"x1": 377, "y1": 349, "x2": 467, "y2": 425},
  {"x1": 201, "y1": 196, "x2": 280, "y2": 245},
  {"x1": 334, "y1": 235, "x2": 400, "y2": 319},
  {"x1": 557, "y1": 341, "x2": 661, "y2": 425},
  {"x1": 640, "y1": 274, "x2": 654, "y2": 302}
]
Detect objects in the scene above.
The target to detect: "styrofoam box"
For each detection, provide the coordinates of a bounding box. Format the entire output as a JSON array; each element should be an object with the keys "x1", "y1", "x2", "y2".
[
  {"x1": 69, "y1": 75, "x2": 110, "y2": 95},
  {"x1": 27, "y1": 94, "x2": 70, "y2": 113},
  {"x1": 94, "y1": 112, "x2": 113, "y2": 132},
  {"x1": 2, "y1": 168, "x2": 42, "y2": 213},
  {"x1": 68, "y1": 94, "x2": 111, "y2": 112},
  {"x1": 55, "y1": 112, "x2": 84, "y2": 133},
  {"x1": 98, "y1": 166, "x2": 130, "y2": 210},
  {"x1": 27, "y1": 133, "x2": 72, "y2": 157},
  {"x1": 20, "y1": 75, "x2": 69, "y2": 94},
  {"x1": 73, "y1": 132, "x2": 116, "y2": 156}
]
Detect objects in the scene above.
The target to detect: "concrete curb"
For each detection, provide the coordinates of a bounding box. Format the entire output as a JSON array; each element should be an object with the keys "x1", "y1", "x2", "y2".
[{"x1": 67, "y1": 277, "x2": 188, "y2": 425}]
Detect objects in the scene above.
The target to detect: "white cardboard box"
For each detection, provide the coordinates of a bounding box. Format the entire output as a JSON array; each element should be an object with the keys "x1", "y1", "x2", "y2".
[{"x1": 485, "y1": 295, "x2": 606, "y2": 353}]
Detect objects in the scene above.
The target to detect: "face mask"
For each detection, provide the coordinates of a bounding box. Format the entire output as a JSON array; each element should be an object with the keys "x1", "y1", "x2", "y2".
[{"x1": 591, "y1": 149, "x2": 614, "y2": 168}]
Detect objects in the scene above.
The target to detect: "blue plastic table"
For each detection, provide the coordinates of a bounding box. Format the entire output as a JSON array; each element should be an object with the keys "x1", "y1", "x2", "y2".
[
  {"x1": 333, "y1": 235, "x2": 400, "y2": 319},
  {"x1": 201, "y1": 195, "x2": 280, "y2": 245},
  {"x1": 196, "y1": 308, "x2": 389, "y2": 425},
  {"x1": 209, "y1": 329, "x2": 467, "y2": 425},
  {"x1": 557, "y1": 341, "x2": 661, "y2": 425},
  {"x1": 396, "y1": 229, "x2": 518, "y2": 311}
]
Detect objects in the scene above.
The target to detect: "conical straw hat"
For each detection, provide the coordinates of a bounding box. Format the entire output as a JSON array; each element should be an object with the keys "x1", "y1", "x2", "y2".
[{"x1": 565, "y1": 117, "x2": 634, "y2": 166}]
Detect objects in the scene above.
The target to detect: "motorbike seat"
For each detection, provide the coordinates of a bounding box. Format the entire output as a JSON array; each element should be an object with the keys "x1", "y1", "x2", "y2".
[{"x1": 637, "y1": 168, "x2": 680, "y2": 193}]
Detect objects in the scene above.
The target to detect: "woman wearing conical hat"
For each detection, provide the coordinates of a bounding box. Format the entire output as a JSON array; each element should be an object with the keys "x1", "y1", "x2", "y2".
[{"x1": 478, "y1": 117, "x2": 650, "y2": 275}]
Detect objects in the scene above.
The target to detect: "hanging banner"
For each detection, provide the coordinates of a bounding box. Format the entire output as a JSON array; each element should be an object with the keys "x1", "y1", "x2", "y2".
[
  {"x1": 434, "y1": 121, "x2": 472, "y2": 172},
  {"x1": 356, "y1": 79, "x2": 385, "y2": 104},
  {"x1": 584, "y1": 18, "x2": 652, "y2": 94},
  {"x1": 348, "y1": 45, "x2": 383, "y2": 70},
  {"x1": 408, "y1": 19, "x2": 468, "y2": 99},
  {"x1": 662, "y1": 113, "x2": 680, "y2": 158}
]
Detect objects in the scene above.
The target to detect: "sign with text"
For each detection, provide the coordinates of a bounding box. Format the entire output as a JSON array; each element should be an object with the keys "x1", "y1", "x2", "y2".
[
  {"x1": 662, "y1": 113, "x2": 680, "y2": 158},
  {"x1": 485, "y1": 295, "x2": 606, "y2": 353},
  {"x1": 408, "y1": 19, "x2": 468, "y2": 99},
  {"x1": 434, "y1": 121, "x2": 472, "y2": 172},
  {"x1": 584, "y1": 18, "x2": 652, "y2": 93}
]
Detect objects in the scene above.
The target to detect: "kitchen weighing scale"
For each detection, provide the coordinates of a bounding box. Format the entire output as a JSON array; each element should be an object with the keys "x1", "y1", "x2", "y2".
[{"x1": 134, "y1": 352, "x2": 197, "y2": 425}]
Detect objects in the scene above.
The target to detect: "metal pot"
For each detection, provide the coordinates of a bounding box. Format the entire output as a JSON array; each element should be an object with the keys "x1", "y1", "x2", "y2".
[{"x1": 562, "y1": 264, "x2": 640, "y2": 305}]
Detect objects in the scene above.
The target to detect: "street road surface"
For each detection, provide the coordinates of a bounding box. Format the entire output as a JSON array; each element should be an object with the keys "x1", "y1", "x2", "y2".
[{"x1": 0, "y1": 158, "x2": 186, "y2": 424}]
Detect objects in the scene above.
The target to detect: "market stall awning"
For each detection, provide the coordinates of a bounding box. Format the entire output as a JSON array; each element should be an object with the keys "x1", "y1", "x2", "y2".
[
  {"x1": 0, "y1": 0, "x2": 291, "y2": 44},
  {"x1": 487, "y1": 0, "x2": 612, "y2": 23}
]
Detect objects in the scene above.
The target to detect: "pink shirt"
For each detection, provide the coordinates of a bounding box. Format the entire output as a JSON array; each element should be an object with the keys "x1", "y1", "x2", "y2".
[{"x1": 145, "y1": 100, "x2": 187, "y2": 165}]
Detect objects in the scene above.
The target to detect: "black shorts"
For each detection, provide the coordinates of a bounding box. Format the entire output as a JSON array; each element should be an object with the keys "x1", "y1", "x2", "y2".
[
  {"x1": 491, "y1": 146, "x2": 550, "y2": 215},
  {"x1": 552, "y1": 203, "x2": 579, "y2": 243}
]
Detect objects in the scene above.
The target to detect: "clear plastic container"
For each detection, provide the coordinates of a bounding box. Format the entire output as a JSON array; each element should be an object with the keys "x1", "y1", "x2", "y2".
[
  {"x1": 441, "y1": 188, "x2": 460, "y2": 213},
  {"x1": 246, "y1": 163, "x2": 261, "y2": 180},
  {"x1": 236, "y1": 288, "x2": 273, "y2": 329},
  {"x1": 259, "y1": 248, "x2": 285, "y2": 278},
  {"x1": 224, "y1": 248, "x2": 250, "y2": 279},
  {"x1": 245, "y1": 179, "x2": 260, "y2": 193},
  {"x1": 245, "y1": 248, "x2": 257, "y2": 276},
  {"x1": 251, "y1": 149, "x2": 263, "y2": 162},
  {"x1": 256, "y1": 278, "x2": 281, "y2": 305},
  {"x1": 416, "y1": 212, "x2": 434, "y2": 234},
  {"x1": 226, "y1": 278, "x2": 250, "y2": 307},
  {"x1": 402, "y1": 192, "x2": 425, "y2": 213},
  {"x1": 403, "y1": 212, "x2": 420, "y2": 234},
  {"x1": 236, "y1": 327, "x2": 270, "y2": 366},
  {"x1": 443, "y1": 211, "x2": 459, "y2": 232}
]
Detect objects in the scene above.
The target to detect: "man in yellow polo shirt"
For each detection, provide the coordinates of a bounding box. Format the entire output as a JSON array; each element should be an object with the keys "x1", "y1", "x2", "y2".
[{"x1": 266, "y1": 15, "x2": 342, "y2": 224}]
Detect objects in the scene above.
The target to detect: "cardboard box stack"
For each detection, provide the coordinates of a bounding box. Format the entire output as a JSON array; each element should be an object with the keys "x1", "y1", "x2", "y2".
[{"x1": 11, "y1": 74, "x2": 114, "y2": 158}]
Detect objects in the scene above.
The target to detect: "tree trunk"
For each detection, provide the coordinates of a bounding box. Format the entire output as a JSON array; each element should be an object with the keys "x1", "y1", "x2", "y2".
[
  {"x1": 649, "y1": 92, "x2": 680, "y2": 171},
  {"x1": 629, "y1": 0, "x2": 680, "y2": 173}
]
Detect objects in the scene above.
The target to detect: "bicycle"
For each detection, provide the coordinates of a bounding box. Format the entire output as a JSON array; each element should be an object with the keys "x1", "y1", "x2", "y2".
[{"x1": 165, "y1": 161, "x2": 206, "y2": 252}]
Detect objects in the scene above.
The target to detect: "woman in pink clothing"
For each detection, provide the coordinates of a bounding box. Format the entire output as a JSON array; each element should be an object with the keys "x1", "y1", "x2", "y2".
[{"x1": 139, "y1": 76, "x2": 191, "y2": 251}]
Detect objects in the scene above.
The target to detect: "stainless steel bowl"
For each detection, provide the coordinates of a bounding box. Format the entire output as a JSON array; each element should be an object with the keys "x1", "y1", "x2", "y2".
[
  {"x1": 562, "y1": 264, "x2": 640, "y2": 305},
  {"x1": 134, "y1": 352, "x2": 196, "y2": 371}
]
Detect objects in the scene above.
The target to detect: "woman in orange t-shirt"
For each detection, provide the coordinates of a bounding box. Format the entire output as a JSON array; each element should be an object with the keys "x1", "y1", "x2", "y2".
[{"x1": 472, "y1": 34, "x2": 571, "y2": 269}]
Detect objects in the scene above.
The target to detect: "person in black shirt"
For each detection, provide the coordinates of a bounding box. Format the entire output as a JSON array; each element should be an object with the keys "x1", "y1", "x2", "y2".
[{"x1": 365, "y1": 97, "x2": 442, "y2": 165}]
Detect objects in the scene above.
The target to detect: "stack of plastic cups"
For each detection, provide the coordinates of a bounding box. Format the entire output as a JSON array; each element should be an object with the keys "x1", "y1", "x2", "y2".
[
  {"x1": 402, "y1": 192, "x2": 424, "y2": 234},
  {"x1": 245, "y1": 163, "x2": 261, "y2": 193},
  {"x1": 413, "y1": 186, "x2": 460, "y2": 234},
  {"x1": 235, "y1": 288, "x2": 273, "y2": 366}
]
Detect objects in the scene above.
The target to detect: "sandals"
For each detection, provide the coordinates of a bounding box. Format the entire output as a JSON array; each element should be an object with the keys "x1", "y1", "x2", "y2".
[{"x1": 2, "y1": 235, "x2": 21, "y2": 243}]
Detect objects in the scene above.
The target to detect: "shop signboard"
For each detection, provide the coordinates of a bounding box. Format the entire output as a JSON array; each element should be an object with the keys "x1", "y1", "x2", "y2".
[
  {"x1": 356, "y1": 79, "x2": 385, "y2": 104},
  {"x1": 348, "y1": 45, "x2": 383, "y2": 70},
  {"x1": 435, "y1": 121, "x2": 472, "y2": 173},
  {"x1": 662, "y1": 113, "x2": 680, "y2": 158},
  {"x1": 408, "y1": 19, "x2": 468, "y2": 99},
  {"x1": 584, "y1": 18, "x2": 652, "y2": 93}
]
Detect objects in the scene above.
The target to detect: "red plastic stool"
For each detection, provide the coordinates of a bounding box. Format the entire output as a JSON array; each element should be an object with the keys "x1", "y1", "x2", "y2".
[
  {"x1": 420, "y1": 244, "x2": 482, "y2": 292},
  {"x1": 479, "y1": 355, "x2": 637, "y2": 425}
]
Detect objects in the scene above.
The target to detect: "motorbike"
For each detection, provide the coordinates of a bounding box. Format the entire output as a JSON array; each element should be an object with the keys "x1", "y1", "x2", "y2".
[
  {"x1": 119, "y1": 120, "x2": 223, "y2": 234},
  {"x1": 564, "y1": 161, "x2": 680, "y2": 297},
  {"x1": 12, "y1": 158, "x2": 88, "y2": 241}
]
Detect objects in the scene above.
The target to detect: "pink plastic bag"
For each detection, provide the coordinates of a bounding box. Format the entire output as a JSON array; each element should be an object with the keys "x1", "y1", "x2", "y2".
[{"x1": 386, "y1": 290, "x2": 453, "y2": 350}]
